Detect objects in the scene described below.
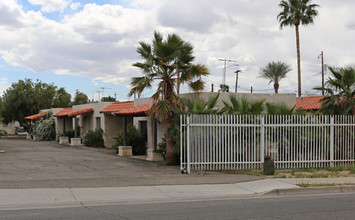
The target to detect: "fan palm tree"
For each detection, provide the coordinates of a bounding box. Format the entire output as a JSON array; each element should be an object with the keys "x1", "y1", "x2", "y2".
[
  {"x1": 314, "y1": 67, "x2": 355, "y2": 115},
  {"x1": 222, "y1": 95, "x2": 265, "y2": 115},
  {"x1": 277, "y1": 0, "x2": 319, "y2": 97},
  {"x1": 259, "y1": 61, "x2": 292, "y2": 93},
  {"x1": 129, "y1": 31, "x2": 209, "y2": 164}
]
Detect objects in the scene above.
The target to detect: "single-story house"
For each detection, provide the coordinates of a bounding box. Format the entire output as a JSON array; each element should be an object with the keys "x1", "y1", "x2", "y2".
[
  {"x1": 100, "y1": 101, "x2": 152, "y2": 148},
  {"x1": 53, "y1": 102, "x2": 113, "y2": 139},
  {"x1": 296, "y1": 95, "x2": 325, "y2": 111}
]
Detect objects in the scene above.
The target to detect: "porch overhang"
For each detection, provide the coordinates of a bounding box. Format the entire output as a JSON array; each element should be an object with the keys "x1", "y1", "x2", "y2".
[
  {"x1": 114, "y1": 104, "x2": 152, "y2": 117},
  {"x1": 24, "y1": 113, "x2": 46, "y2": 120},
  {"x1": 54, "y1": 108, "x2": 93, "y2": 117}
]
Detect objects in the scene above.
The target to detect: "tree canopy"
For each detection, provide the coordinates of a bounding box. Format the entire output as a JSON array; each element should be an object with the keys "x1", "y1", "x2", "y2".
[
  {"x1": 130, "y1": 31, "x2": 209, "y2": 165},
  {"x1": 2, "y1": 79, "x2": 57, "y2": 125},
  {"x1": 1, "y1": 79, "x2": 89, "y2": 125},
  {"x1": 72, "y1": 89, "x2": 89, "y2": 106},
  {"x1": 259, "y1": 61, "x2": 292, "y2": 93},
  {"x1": 101, "y1": 96, "x2": 116, "y2": 102},
  {"x1": 53, "y1": 87, "x2": 72, "y2": 108},
  {"x1": 314, "y1": 66, "x2": 355, "y2": 115}
]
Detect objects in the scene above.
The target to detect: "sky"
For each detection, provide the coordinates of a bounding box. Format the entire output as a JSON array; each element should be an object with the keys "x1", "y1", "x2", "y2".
[{"x1": 0, "y1": 0, "x2": 355, "y2": 101}]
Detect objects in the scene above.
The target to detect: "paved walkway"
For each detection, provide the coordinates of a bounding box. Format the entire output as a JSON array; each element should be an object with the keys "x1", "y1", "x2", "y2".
[{"x1": 0, "y1": 179, "x2": 299, "y2": 210}]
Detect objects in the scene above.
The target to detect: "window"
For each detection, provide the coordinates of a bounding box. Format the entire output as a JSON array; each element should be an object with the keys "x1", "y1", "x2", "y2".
[{"x1": 96, "y1": 117, "x2": 101, "y2": 130}]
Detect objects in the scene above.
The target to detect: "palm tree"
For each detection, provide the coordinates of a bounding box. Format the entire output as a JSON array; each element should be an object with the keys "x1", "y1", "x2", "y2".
[
  {"x1": 129, "y1": 31, "x2": 209, "y2": 164},
  {"x1": 259, "y1": 61, "x2": 292, "y2": 93},
  {"x1": 265, "y1": 102, "x2": 304, "y2": 115},
  {"x1": 277, "y1": 0, "x2": 319, "y2": 97},
  {"x1": 222, "y1": 95, "x2": 265, "y2": 115},
  {"x1": 314, "y1": 67, "x2": 355, "y2": 115}
]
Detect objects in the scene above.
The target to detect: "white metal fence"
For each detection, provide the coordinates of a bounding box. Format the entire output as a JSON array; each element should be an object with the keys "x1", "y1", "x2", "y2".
[{"x1": 180, "y1": 115, "x2": 355, "y2": 173}]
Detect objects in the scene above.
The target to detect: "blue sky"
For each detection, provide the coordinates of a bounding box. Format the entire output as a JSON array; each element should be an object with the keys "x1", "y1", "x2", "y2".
[{"x1": 0, "y1": 0, "x2": 355, "y2": 101}]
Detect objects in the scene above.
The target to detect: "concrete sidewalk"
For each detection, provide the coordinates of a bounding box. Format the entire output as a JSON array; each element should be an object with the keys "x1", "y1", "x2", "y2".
[{"x1": 0, "y1": 179, "x2": 297, "y2": 210}]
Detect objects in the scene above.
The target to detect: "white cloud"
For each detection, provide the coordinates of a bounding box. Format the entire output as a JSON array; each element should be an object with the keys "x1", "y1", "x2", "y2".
[
  {"x1": 28, "y1": 0, "x2": 70, "y2": 13},
  {"x1": 0, "y1": 0, "x2": 354, "y2": 97},
  {"x1": 0, "y1": 77, "x2": 9, "y2": 95},
  {"x1": 70, "y1": 2, "x2": 81, "y2": 10}
]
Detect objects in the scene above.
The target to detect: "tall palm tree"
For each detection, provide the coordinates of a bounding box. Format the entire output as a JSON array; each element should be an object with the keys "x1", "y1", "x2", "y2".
[
  {"x1": 259, "y1": 61, "x2": 292, "y2": 93},
  {"x1": 314, "y1": 67, "x2": 355, "y2": 115},
  {"x1": 129, "y1": 31, "x2": 209, "y2": 164},
  {"x1": 277, "y1": 0, "x2": 319, "y2": 97}
]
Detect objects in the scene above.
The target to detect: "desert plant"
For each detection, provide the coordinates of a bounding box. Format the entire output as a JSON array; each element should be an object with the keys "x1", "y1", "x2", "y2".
[
  {"x1": 84, "y1": 129, "x2": 104, "y2": 148},
  {"x1": 263, "y1": 155, "x2": 275, "y2": 175},
  {"x1": 156, "y1": 137, "x2": 167, "y2": 161}
]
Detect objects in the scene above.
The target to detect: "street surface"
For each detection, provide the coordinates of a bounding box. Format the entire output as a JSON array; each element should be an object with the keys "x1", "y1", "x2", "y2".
[{"x1": 1, "y1": 192, "x2": 355, "y2": 220}]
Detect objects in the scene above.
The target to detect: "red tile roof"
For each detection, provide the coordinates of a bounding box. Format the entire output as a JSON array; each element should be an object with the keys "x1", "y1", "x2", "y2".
[
  {"x1": 53, "y1": 108, "x2": 93, "y2": 117},
  {"x1": 67, "y1": 108, "x2": 94, "y2": 117},
  {"x1": 296, "y1": 95, "x2": 326, "y2": 110},
  {"x1": 115, "y1": 104, "x2": 152, "y2": 116},
  {"x1": 25, "y1": 113, "x2": 46, "y2": 120},
  {"x1": 54, "y1": 108, "x2": 73, "y2": 117},
  {"x1": 100, "y1": 101, "x2": 134, "y2": 113}
]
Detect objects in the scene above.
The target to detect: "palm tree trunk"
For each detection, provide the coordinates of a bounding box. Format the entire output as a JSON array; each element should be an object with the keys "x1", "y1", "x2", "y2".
[
  {"x1": 176, "y1": 65, "x2": 180, "y2": 96},
  {"x1": 274, "y1": 82, "x2": 279, "y2": 94},
  {"x1": 165, "y1": 121, "x2": 177, "y2": 165},
  {"x1": 295, "y1": 24, "x2": 301, "y2": 97}
]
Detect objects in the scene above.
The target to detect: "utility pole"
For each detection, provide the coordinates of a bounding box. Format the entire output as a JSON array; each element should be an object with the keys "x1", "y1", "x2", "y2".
[
  {"x1": 96, "y1": 90, "x2": 102, "y2": 102},
  {"x1": 251, "y1": 86, "x2": 253, "y2": 94},
  {"x1": 211, "y1": 83, "x2": 214, "y2": 92},
  {"x1": 235, "y1": 70, "x2": 242, "y2": 93},
  {"x1": 318, "y1": 51, "x2": 324, "y2": 95},
  {"x1": 218, "y1": 58, "x2": 238, "y2": 92}
]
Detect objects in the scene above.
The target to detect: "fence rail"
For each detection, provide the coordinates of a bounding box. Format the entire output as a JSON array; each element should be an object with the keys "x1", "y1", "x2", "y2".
[{"x1": 180, "y1": 115, "x2": 355, "y2": 173}]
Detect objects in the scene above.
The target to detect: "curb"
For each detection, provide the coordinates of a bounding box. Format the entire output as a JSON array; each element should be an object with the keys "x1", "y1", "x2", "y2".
[{"x1": 264, "y1": 185, "x2": 355, "y2": 196}]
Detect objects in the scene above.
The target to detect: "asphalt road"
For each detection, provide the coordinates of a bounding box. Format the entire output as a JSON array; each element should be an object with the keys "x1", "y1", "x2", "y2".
[{"x1": 1, "y1": 192, "x2": 355, "y2": 220}]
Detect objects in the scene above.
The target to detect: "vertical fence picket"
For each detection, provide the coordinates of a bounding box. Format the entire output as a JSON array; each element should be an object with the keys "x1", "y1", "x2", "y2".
[{"x1": 180, "y1": 114, "x2": 355, "y2": 173}]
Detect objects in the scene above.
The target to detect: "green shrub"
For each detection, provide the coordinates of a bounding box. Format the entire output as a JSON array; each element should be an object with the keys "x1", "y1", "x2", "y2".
[
  {"x1": 113, "y1": 124, "x2": 146, "y2": 155},
  {"x1": 33, "y1": 116, "x2": 56, "y2": 141},
  {"x1": 156, "y1": 137, "x2": 167, "y2": 161},
  {"x1": 263, "y1": 155, "x2": 275, "y2": 175},
  {"x1": 84, "y1": 129, "x2": 104, "y2": 148},
  {"x1": 0, "y1": 129, "x2": 7, "y2": 136},
  {"x1": 63, "y1": 130, "x2": 75, "y2": 138}
]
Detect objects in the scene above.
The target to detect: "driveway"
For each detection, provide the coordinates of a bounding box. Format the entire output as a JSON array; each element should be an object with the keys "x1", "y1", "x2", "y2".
[{"x1": 0, "y1": 138, "x2": 261, "y2": 189}]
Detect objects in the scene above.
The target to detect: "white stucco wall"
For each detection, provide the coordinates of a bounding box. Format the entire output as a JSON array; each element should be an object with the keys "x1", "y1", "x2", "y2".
[
  {"x1": 103, "y1": 114, "x2": 133, "y2": 147},
  {"x1": 72, "y1": 102, "x2": 113, "y2": 136}
]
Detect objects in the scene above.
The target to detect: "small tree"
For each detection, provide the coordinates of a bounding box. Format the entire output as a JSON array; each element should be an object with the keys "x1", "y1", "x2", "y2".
[
  {"x1": 101, "y1": 96, "x2": 116, "y2": 102},
  {"x1": 259, "y1": 61, "x2": 292, "y2": 93}
]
